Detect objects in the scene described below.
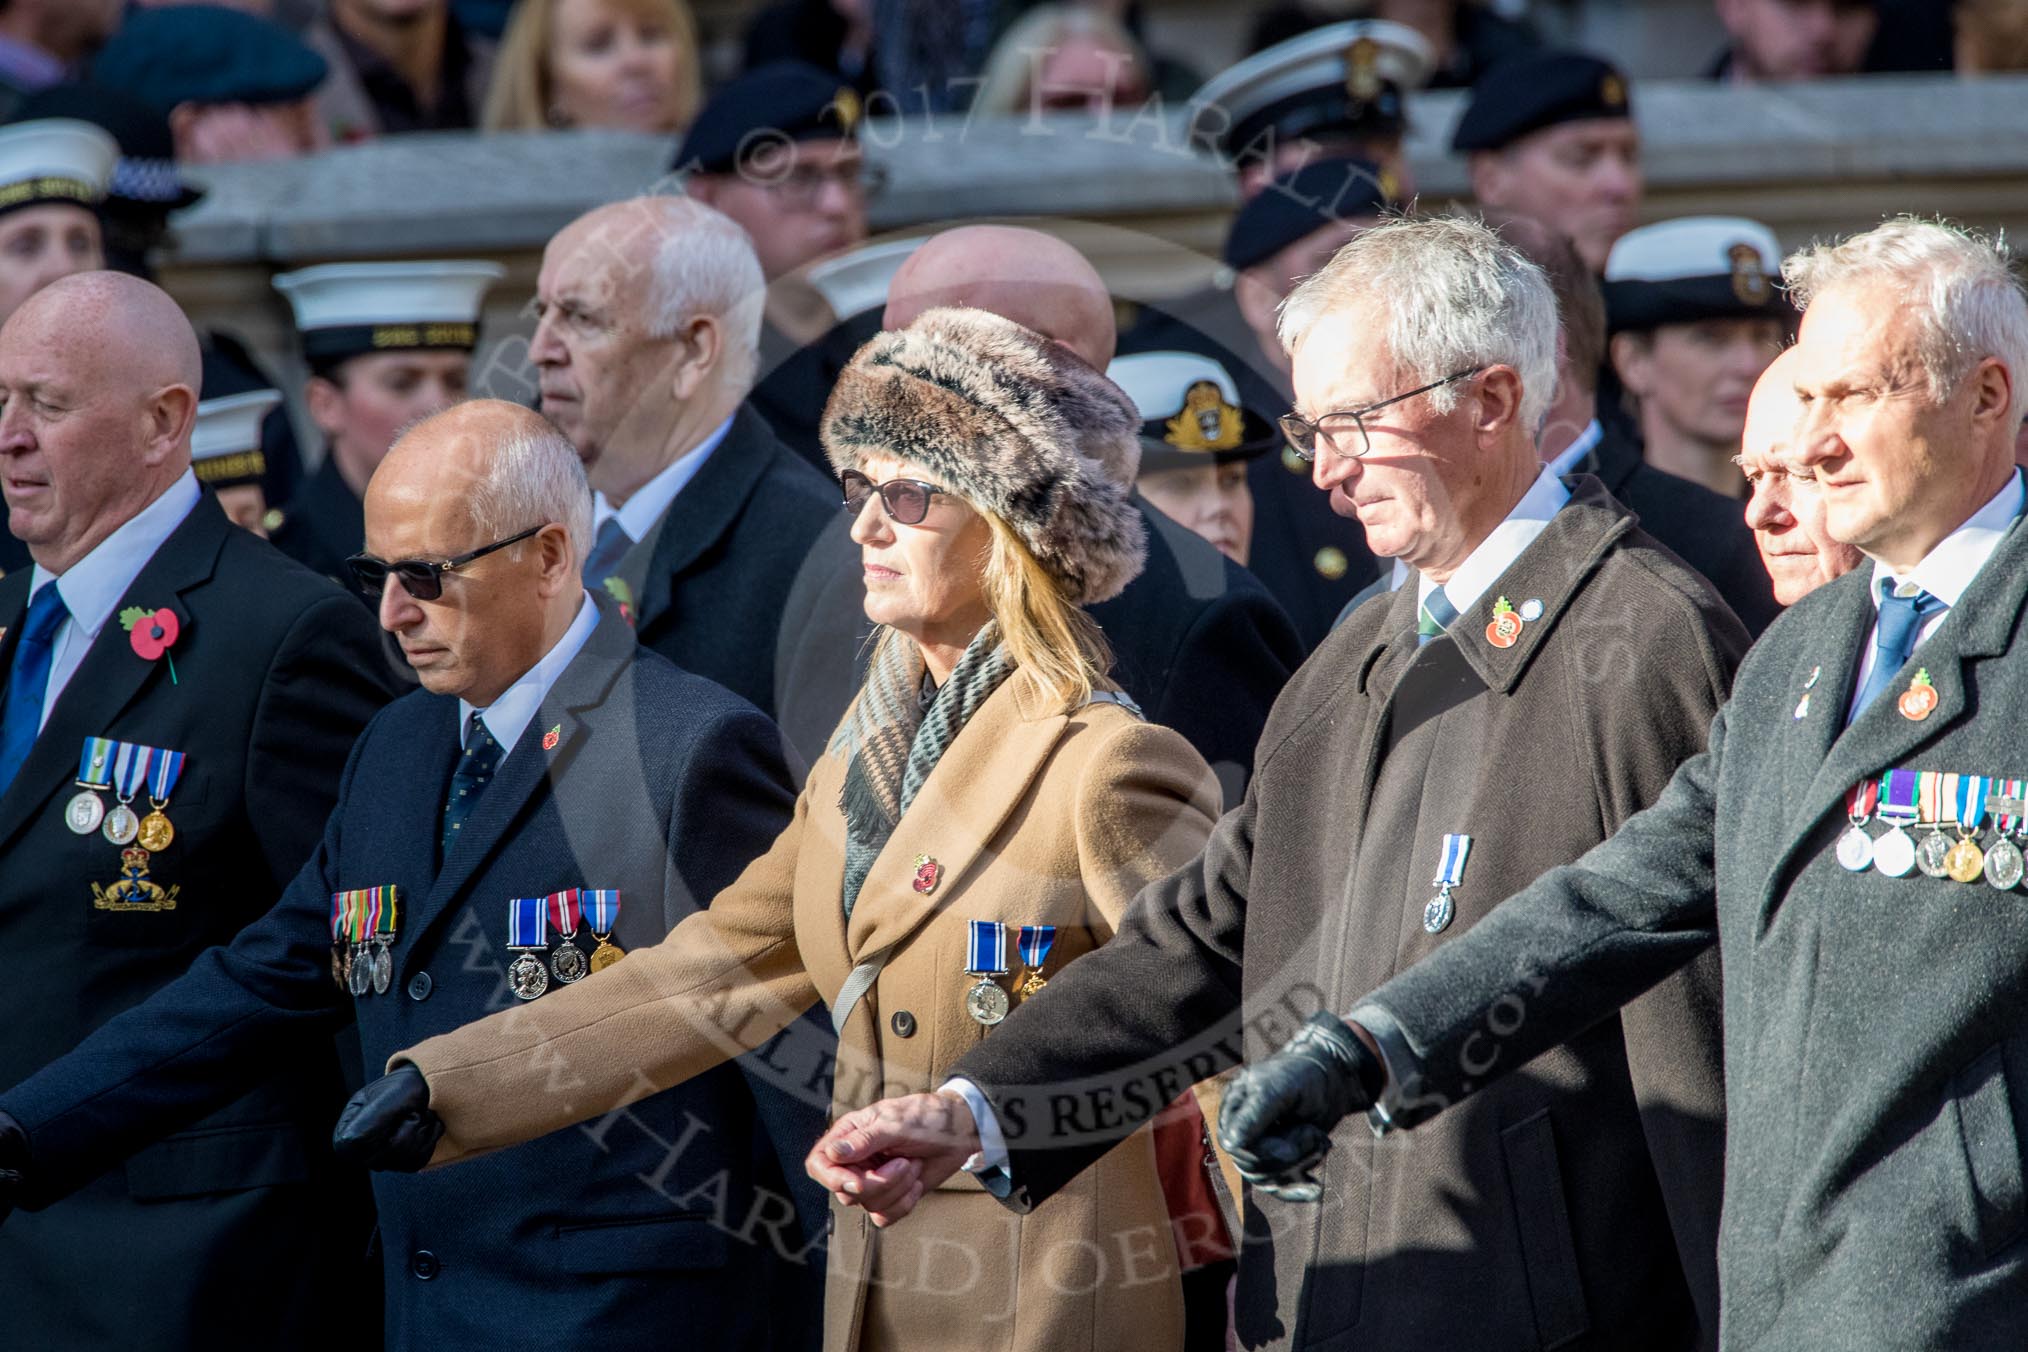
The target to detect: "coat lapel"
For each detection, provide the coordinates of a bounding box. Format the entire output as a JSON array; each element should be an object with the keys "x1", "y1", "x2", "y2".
[
  {"x1": 634, "y1": 408, "x2": 783, "y2": 633},
  {"x1": 841, "y1": 678, "x2": 1071, "y2": 963},
  {"x1": 0, "y1": 498, "x2": 226, "y2": 851}
]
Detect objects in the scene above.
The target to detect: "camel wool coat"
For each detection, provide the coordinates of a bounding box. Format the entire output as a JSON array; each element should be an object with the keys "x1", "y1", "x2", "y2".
[{"x1": 397, "y1": 672, "x2": 1224, "y2": 1352}]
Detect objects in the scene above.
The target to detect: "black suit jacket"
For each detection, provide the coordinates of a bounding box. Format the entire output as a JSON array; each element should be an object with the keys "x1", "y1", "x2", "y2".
[
  {"x1": 2, "y1": 605, "x2": 829, "y2": 1350},
  {"x1": 0, "y1": 495, "x2": 400, "y2": 1351}
]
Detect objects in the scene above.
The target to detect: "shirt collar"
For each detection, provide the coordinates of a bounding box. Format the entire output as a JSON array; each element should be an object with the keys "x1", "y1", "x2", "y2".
[
  {"x1": 458, "y1": 592, "x2": 600, "y2": 755},
  {"x1": 0, "y1": 36, "x2": 66, "y2": 91},
  {"x1": 1870, "y1": 469, "x2": 2026, "y2": 612},
  {"x1": 1418, "y1": 465, "x2": 1572, "y2": 616},
  {"x1": 592, "y1": 415, "x2": 735, "y2": 546},
  {"x1": 1544, "y1": 418, "x2": 1603, "y2": 480},
  {"x1": 31, "y1": 472, "x2": 202, "y2": 640}
]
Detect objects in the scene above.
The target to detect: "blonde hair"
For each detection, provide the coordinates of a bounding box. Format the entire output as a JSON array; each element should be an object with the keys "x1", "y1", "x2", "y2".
[
  {"x1": 971, "y1": 4, "x2": 1150, "y2": 117},
  {"x1": 979, "y1": 512, "x2": 1112, "y2": 711},
  {"x1": 483, "y1": 0, "x2": 702, "y2": 133}
]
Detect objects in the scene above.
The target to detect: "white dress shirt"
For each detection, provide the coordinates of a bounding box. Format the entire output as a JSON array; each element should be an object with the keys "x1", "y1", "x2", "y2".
[
  {"x1": 457, "y1": 592, "x2": 600, "y2": 754},
  {"x1": 25, "y1": 471, "x2": 201, "y2": 733},
  {"x1": 1845, "y1": 470, "x2": 2024, "y2": 722},
  {"x1": 590, "y1": 415, "x2": 735, "y2": 549}
]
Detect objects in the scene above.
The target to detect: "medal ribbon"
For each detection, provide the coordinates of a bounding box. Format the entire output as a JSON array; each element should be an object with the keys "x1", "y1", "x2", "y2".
[
  {"x1": 1918, "y1": 771, "x2": 1944, "y2": 826},
  {"x1": 330, "y1": 889, "x2": 375, "y2": 945},
  {"x1": 547, "y1": 888, "x2": 582, "y2": 937},
  {"x1": 111, "y1": 741, "x2": 151, "y2": 801},
  {"x1": 1879, "y1": 770, "x2": 1919, "y2": 825},
  {"x1": 1846, "y1": 778, "x2": 1879, "y2": 822},
  {"x1": 583, "y1": 889, "x2": 621, "y2": 935},
  {"x1": 368, "y1": 885, "x2": 398, "y2": 938},
  {"x1": 967, "y1": 920, "x2": 1007, "y2": 975},
  {"x1": 1017, "y1": 924, "x2": 1056, "y2": 971},
  {"x1": 1955, "y1": 774, "x2": 1989, "y2": 833},
  {"x1": 76, "y1": 736, "x2": 115, "y2": 788},
  {"x1": 146, "y1": 748, "x2": 185, "y2": 803},
  {"x1": 507, "y1": 896, "x2": 546, "y2": 949},
  {"x1": 1433, "y1": 833, "x2": 1473, "y2": 887},
  {"x1": 2006, "y1": 779, "x2": 2025, "y2": 835}
]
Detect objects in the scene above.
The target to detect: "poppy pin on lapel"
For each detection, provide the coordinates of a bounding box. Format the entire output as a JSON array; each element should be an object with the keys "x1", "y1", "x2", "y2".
[
  {"x1": 1485, "y1": 596, "x2": 1523, "y2": 649},
  {"x1": 1899, "y1": 668, "x2": 1938, "y2": 722},
  {"x1": 541, "y1": 724, "x2": 561, "y2": 751},
  {"x1": 912, "y1": 854, "x2": 941, "y2": 895}
]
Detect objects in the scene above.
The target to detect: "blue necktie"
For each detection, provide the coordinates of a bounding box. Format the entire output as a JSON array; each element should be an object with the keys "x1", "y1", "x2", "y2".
[
  {"x1": 0, "y1": 582, "x2": 69, "y2": 797},
  {"x1": 1848, "y1": 580, "x2": 1947, "y2": 723},
  {"x1": 1416, "y1": 586, "x2": 1458, "y2": 646},
  {"x1": 582, "y1": 517, "x2": 632, "y2": 586},
  {"x1": 439, "y1": 711, "x2": 504, "y2": 863}
]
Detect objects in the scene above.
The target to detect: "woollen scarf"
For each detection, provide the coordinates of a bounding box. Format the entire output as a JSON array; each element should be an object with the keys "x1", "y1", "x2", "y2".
[{"x1": 833, "y1": 625, "x2": 1014, "y2": 918}]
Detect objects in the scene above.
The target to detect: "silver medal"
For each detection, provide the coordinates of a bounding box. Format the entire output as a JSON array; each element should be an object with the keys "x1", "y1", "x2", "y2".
[
  {"x1": 508, "y1": 952, "x2": 549, "y2": 1001},
  {"x1": 1423, "y1": 887, "x2": 1455, "y2": 934},
  {"x1": 965, "y1": 978, "x2": 1009, "y2": 1026},
  {"x1": 1985, "y1": 836, "x2": 2025, "y2": 891},
  {"x1": 1874, "y1": 825, "x2": 1917, "y2": 878},
  {"x1": 550, "y1": 939, "x2": 588, "y2": 984},
  {"x1": 371, "y1": 941, "x2": 393, "y2": 996},
  {"x1": 65, "y1": 790, "x2": 106, "y2": 835},
  {"x1": 1836, "y1": 826, "x2": 1875, "y2": 873},
  {"x1": 102, "y1": 802, "x2": 140, "y2": 846},
  {"x1": 347, "y1": 944, "x2": 372, "y2": 997},
  {"x1": 1916, "y1": 829, "x2": 1953, "y2": 878}
]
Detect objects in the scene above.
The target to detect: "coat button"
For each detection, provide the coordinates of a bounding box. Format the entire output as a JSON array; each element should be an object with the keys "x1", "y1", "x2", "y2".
[
  {"x1": 407, "y1": 971, "x2": 432, "y2": 1001},
  {"x1": 889, "y1": 1010, "x2": 916, "y2": 1038},
  {"x1": 410, "y1": 1249, "x2": 439, "y2": 1280}
]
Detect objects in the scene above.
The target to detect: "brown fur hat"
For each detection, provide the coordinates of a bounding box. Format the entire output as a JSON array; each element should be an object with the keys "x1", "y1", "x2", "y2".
[{"x1": 821, "y1": 306, "x2": 1147, "y2": 605}]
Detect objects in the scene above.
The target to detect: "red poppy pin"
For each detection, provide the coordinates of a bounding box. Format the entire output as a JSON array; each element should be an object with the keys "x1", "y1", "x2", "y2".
[
  {"x1": 120, "y1": 606, "x2": 180, "y2": 684},
  {"x1": 542, "y1": 724, "x2": 561, "y2": 751},
  {"x1": 911, "y1": 854, "x2": 941, "y2": 895}
]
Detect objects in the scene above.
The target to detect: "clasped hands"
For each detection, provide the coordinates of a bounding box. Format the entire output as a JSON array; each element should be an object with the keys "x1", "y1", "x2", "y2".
[{"x1": 804, "y1": 1090, "x2": 981, "y2": 1227}]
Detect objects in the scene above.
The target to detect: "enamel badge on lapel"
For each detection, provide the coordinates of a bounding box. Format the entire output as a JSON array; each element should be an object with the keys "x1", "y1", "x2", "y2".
[
  {"x1": 1519, "y1": 598, "x2": 1544, "y2": 622},
  {"x1": 1485, "y1": 596, "x2": 1522, "y2": 649},
  {"x1": 92, "y1": 847, "x2": 179, "y2": 911},
  {"x1": 1898, "y1": 668, "x2": 1938, "y2": 722},
  {"x1": 912, "y1": 853, "x2": 941, "y2": 895},
  {"x1": 1804, "y1": 665, "x2": 1821, "y2": 690},
  {"x1": 541, "y1": 723, "x2": 561, "y2": 751},
  {"x1": 1794, "y1": 694, "x2": 1811, "y2": 721}
]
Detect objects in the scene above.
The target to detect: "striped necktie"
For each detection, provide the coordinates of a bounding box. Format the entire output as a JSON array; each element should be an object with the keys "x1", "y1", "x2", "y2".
[{"x1": 1417, "y1": 587, "x2": 1458, "y2": 646}]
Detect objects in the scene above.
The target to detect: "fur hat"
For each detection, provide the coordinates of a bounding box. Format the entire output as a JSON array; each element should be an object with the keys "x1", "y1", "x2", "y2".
[{"x1": 821, "y1": 306, "x2": 1148, "y2": 605}]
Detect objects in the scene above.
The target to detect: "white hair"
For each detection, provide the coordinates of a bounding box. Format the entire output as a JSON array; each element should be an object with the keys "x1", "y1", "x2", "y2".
[
  {"x1": 1277, "y1": 213, "x2": 1559, "y2": 434},
  {"x1": 630, "y1": 194, "x2": 766, "y2": 395},
  {"x1": 1783, "y1": 216, "x2": 2028, "y2": 426},
  {"x1": 467, "y1": 417, "x2": 595, "y2": 575}
]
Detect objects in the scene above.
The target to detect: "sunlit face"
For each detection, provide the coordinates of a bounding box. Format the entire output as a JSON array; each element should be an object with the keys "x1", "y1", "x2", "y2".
[
  {"x1": 1739, "y1": 447, "x2": 1863, "y2": 604},
  {"x1": 1137, "y1": 459, "x2": 1254, "y2": 564},
  {"x1": 687, "y1": 138, "x2": 868, "y2": 280},
  {"x1": 1718, "y1": 0, "x2": 1878, "y2": 80},
  {"x1": 1616, "y1": 317, "x2": 1788, "y2": 450},
  {"x1": 1290, "y1": 302, "x2": 1482, "y2": 569},
  {"x1": 547, "y1": 0, "x2": 690, "y2": 133},
  {"x1": 0, "y1": 205, "x2": 103, "y2": 326},
  {"x1": 308, "y1": 351, "x2": 470, "y2": 486},
  {"x1": 1473, "y1": 120, "x2": 1642, "y2": 271},
  {"x1": 846, "y1": 451, "x2": 994, "y2": 651}
]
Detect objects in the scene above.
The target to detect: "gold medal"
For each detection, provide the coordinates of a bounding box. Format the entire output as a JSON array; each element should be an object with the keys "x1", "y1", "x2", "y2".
[
  {"x1": 590, "y1": 938, "x2": 626, "y2": 971},
  {"x1": 1019, "y1": 969, "x2": 1047, "y2": 998},
  {"x1": 137, "y1": 809, "x2": 174, "y2": 853},
  {"x1": 1946, "y1": 837, "x2": 1987, "y2": 884}
]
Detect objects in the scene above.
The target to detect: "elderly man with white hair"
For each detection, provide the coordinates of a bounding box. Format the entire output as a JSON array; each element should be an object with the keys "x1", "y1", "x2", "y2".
[
  {"x1": 810, "y1": 214, "x2": 1745, "y2": 1351},
  {"x1": 527, "y1": 193, "x2": 846, "y2": 753},
  {"x1": 1217, "y1": 214, "x2": 2028, "y2": 1350}
]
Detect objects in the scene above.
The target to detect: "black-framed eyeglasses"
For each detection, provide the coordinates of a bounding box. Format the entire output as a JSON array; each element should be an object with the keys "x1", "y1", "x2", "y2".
[
  {"x1": 345, "y1": 523, "x2": 547, "y2": 601},
  {"x1": 841, "y1": 469, "x2": 948, "y2": 526},
  {"x1": 1278, "y1": 367, "x2": 1486, "y2": 463}
]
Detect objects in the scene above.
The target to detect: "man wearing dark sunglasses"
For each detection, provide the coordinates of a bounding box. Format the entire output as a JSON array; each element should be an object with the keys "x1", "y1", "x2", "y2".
[
  {"x1": 0, "y1": 398, "x2": 828, "y2": 1349},
  {"x1": 0, "y1": 271, "x2": 402, "y2": 1350}
]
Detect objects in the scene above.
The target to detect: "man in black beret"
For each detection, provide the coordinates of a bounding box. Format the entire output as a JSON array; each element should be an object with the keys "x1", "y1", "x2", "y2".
[
  {"x1": 677, "y1": 60, "x2": 881, "y2": 460},
  {"x1": 1455, "y1": 48, "x2": 1641, "y2": 273},
  {"x1": 89, "y1": 4, "x2": 330, "y2": 162}
]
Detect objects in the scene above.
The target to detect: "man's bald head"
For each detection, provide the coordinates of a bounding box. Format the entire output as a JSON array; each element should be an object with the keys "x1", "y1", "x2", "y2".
[
  {"x1": 0, "y1": 271, "x2": 202, "y2": 573},
  {"x1": 366, "y1": 400, "x2": 593, "y2": 705},
  {"x1": 884, "y1": 226, "x2": 1117, "y2": 369},
  {"x1": 1740, "y1": 347, "x2": 1861, "y2": 604},
  {"x1": 1742, "y1": 346, "x2": 1803, "y2": 463}
]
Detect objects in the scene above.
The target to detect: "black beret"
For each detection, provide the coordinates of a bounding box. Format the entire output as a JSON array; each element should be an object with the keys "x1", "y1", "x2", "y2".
[
  {"x1": 1223, "y1": 157, "x2": 1399, "y2": 273},
  {"x1": 1451, "y1": 50, "x2": 1631, "y2": 153},
  {"x1": 674, "y1": 61, "x2": 862, "y2": 176},
  {"x1": 88, "y1": 6, "x2": 327, "y2": 118},
  {"x1": 10, "y1": 82, "x2": 200, "y2": 210}
]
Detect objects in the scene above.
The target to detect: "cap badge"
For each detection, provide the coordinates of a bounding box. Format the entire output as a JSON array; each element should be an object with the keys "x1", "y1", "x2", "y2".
[
  {"x1": 1729, "y1": 242, "x2": 1771, "y2": 306},
  {"x1": 1165, "y1": 380, "x2": 1244, "y2": 452},
  {"x1": 1345, "y1": 37, "x2": 1382, "y2": 103},
  {"x1": 1600, "y1": 73, "x2": 1627, "y2": 108},
  {"x1": 831, "y1": 87, "x2": 862, "y2": 134}
]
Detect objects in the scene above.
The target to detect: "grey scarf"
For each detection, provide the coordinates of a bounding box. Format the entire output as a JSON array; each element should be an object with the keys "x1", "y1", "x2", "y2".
[{"x1": 832, "y1": 624, "x2": 1013, "y2": 918}]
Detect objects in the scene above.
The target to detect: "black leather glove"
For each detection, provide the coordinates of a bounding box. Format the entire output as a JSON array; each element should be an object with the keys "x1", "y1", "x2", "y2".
[
  {"x1": 1217, "y1": 1011, "x2": 1384, "y2": 1203},
  {"x1": 0, "y1": 1111, "x2": 27, "y2": 1225},
  {"x1": 332, "y1": 1065, "x2": 443, "y2": 1172}
]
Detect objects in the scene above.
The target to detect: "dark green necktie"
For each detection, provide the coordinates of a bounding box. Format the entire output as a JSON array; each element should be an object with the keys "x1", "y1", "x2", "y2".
[{"x1": 1417, "y1": 587, "x2": 1458, "y2": 645}]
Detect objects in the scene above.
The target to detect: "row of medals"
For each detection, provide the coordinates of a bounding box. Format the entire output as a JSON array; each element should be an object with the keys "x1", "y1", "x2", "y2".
[
  {"x1": 508, "y1": 931, "x2": 623, "y2": 1001},
  {"x1": 336, "y1": 937, "x2": 395, "y2": 998},
  {"x1": 67, "y1": 785, "x2": 175, "y2": 852},
  {"x1": 964, "y1": 967, "x2": 1046, "y2": 1027},
  {"x1": 1838, "y1": 812, "x2": 2027, "y2": 888}
]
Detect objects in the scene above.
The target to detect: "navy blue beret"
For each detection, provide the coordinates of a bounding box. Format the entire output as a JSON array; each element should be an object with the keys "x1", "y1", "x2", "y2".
[
  {"x1": 1451, "y1": 50, "x2": 1631, "y2": 153},
  {"x1": 1223, "y1": 157, "x2": 1400, "y2": 273},
  {"x1": 674, "y1": 61, "x2": 862, "y2": 176},
  {"x1": 10, "y1": 82, "x2": 200, "y2": 209},
  {"x1": 88, "y1": 6, "x2": 328, "y2": 117}
]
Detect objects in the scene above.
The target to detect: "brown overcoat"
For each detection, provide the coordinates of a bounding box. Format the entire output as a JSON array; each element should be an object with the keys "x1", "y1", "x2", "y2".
[{"x1": 397, "y1": 673, "x2": 1223, "y2": 1352}]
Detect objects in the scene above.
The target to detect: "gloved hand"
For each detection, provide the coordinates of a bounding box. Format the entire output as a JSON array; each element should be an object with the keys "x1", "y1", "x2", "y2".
[
  {"x1": 1216, "y1": 1011, "x2": 1384, "y2": 1203},
  {"x1": 0, "y1": 1111, "x2": 27, "y2": 1225},
  {"x1": 332, "y1": 1065, "x2": 443, "y2": 1172}
]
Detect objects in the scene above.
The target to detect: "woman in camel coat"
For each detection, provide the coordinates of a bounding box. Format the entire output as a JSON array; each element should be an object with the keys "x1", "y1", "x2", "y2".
[{"x1": 342, "y1": 308, "x2": 1229, "y2": 1351}]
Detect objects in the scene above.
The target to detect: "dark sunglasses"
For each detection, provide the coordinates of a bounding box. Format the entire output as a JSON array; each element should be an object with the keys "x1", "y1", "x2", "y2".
[
  {"x1": 345, "y1": 523, "x2": 546, "y2": 601},
  {"x1": 840, "y1": 469, "x2": 948, "y2": 526}
]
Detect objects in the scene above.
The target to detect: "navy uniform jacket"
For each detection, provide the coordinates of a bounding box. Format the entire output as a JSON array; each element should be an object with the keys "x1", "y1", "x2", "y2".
[
  {"x1": 0, "y1": 495, "x2": 400, "y2": 1351},
  {"x1": 1, "y1": 605, "x2": 830, "y2": 1350},
  {"x1": 271, "y1": 454, "x2": 366, "y2": 586}
]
